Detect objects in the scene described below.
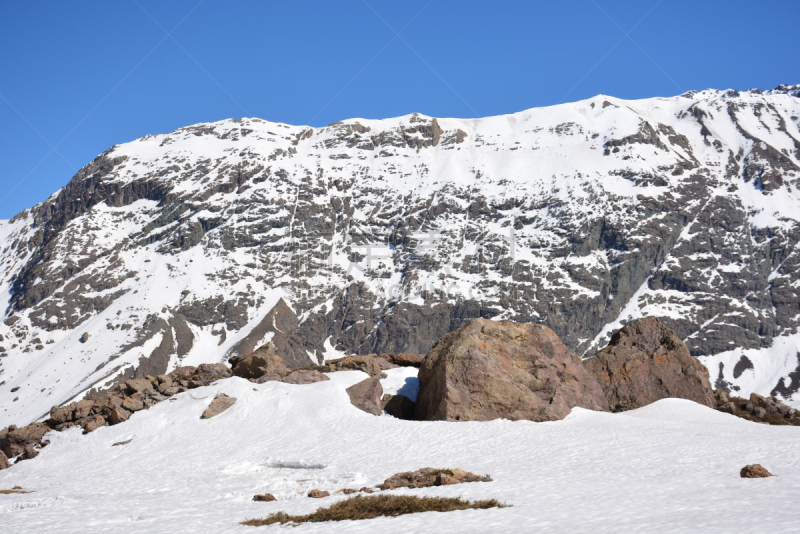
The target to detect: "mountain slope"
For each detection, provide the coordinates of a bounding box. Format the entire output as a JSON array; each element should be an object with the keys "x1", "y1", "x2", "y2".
[{"x1": 2, "y1": 85, "x2": 800, "y2": 427}]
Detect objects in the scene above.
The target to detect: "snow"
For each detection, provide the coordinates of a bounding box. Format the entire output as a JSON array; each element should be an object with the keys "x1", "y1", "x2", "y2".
[{"x1": 1, "y1": 376, "x2": 798, "y2": 533}]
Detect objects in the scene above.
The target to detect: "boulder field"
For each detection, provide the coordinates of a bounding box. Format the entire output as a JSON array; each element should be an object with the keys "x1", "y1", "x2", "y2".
[{"x1": 4, "y1": 316, "x2": 793, "y2": 472}]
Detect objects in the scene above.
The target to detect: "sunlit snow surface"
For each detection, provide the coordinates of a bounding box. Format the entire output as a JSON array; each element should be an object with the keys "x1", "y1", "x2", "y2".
[{"x1": 1, "y1": 375, "x2": 798, "y2": 533}]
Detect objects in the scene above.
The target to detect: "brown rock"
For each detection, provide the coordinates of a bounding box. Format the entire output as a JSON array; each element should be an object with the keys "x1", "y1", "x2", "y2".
[
  {"x1": 326, "y1": 354, "x2": 397, "y2": 377},
  {"x1": 162, "y1": 386, "x2": 180, "y2": 396},
  {"x1": 81, "y1": 415, "x2": 107, "y2": 434},
  {"x1": 79, "y1": 332, "x2": 90, "y2": 343},
  {"x1": 195, "y1": 363, "x2": 232, "y2": 382},
  {"x1": 169, "y1": 366, "x2": 198, "y2": 381},
  {"x1": 49, "y1": 405, "x2": 74, "y2": 425},
  {"x1": 125, "y1": 379, "x2": 154, "y2": 395},
  {"x1": 377, "y1": 468, "x2": 490, "y2": 490},
  {"x1": 346, "y1": 378, "x2": 383, "y2": 415},
  {"x1": 281, "y1": 370, "x2": 330, "y2": 385},
  {"x1": 253, "y1": 493, "x2": 277, "y2": 502},
  {"x1": 20, "y1": 445, "x2": 39, "y2": 460},
  {"x1": 383, "y1": 353, "x2": 426, "y2": 368},
  {"x1": 308, "y1": 489, "x2": 329, "y2": 498},
  {"x1": 381, "y1": 394, "x2": 416, "y2": 420},
  {"x1": 201, "y1": 394, "x2": 237, "y2": 419},
  {"x1": 359, "y1": 487, "x2": 374, "y2": 493},
  {"x1": 229, "y1": 343, "x2": 288, "y2": 379},
  {"x1": 0, "y1": 450, "x2": 9, "y2": 470},
  {"x1": 122, "y1": 397, "x2": 144, "y2": 412},
  {"x1": 336, "y1": 488, "x2": 357, "y2": 495},
  {"x1": 0, "y1": 422, "x2": 50, "y2": 458},
  {"x1": 252, "y1": 374, "x2": 284, "y2": 384},
  {"x1": 415, "y1": 318, "x2": 609, "y2": 422},
  {"x1": 584, "y1": 318, "x2": 715, "y2": 412},
  {"x1": 740, "y1": 464, "x2": 773, "y2": 478},
  {"x1": 108, "y1": 407, "x2": 131, "y2": 425},
  {"x1": 73, "y1": 399, "x2": 95, "y2": 419}
]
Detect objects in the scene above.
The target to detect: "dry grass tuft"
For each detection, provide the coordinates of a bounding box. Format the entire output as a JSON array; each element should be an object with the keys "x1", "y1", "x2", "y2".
[
  {"x1": 0, "y1": 486, "x2": 32, "y2": 495},
  {"x1": 241, "y1": 494, "x2": 506, "y2": 526}
]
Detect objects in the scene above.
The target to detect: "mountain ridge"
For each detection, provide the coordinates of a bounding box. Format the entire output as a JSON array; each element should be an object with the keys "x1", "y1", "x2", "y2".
[{"x1": 2, "y1": 84, "x2": 800, "y2": 427}]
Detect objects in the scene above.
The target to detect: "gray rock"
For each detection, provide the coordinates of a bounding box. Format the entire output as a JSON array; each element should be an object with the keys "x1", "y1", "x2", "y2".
[
  {"x1": 281, "y1": 370, "x2": 329, "y2": 384},
  {"x1": 125, "y1": 379, "x2": 154, "y2": 394}
]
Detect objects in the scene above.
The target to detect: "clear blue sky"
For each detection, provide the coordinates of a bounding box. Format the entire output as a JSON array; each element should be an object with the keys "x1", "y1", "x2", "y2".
[{"x1": 1, "y1": 0, "x2": 798, "y2": 218}]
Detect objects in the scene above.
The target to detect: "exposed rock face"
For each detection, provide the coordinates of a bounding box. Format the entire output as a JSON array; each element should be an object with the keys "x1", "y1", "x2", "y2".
[
  {"x1": 584, "y1": 318, "x2": 715, "y2": 412},
  {"x1": 345, "y1": 378, "x2": 384, "y2": 416},
  {"x1": 201, "y1": 394, "x2": 237, "y2": 419},
  {"x1": 713, "y1": 391, "x2": 800, "y2": 425},
  {"x1": 3, "y1": 87, "x2": 800, "y2": 428},
  {"x1": 415, "y1": 319, "x2": 609, "y2": 422},
  {"x1": 740, "y1": 464, "x2": 773, "y2": 478}
]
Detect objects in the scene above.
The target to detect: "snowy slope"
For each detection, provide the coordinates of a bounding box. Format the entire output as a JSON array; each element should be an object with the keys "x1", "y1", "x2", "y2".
[
  {"x1": 0, "y1": 373, "x2": 798, "y2": 533},
  {"x1": 2, "y1": 85, "x2": 800, "y2": 428}
]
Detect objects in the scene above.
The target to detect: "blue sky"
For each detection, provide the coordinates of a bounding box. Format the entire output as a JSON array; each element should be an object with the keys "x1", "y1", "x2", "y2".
[{"x1": 1, "y1": 0, "x2": 798, "y2": 218}]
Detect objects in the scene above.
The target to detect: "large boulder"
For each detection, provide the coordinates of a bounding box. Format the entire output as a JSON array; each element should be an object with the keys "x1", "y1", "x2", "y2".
[
  {"x1": 415, "y1": 319, "x2": 609, "y2": 422},
  {"x1": 229, "y1": 343, "x2": 288, "y2": 379},
  {"x1": 346, "y1": 377, "x2": 384, "y2": 415},
  {"x1": 584, "y1": 318, "x2": 715, "y2": 412}
]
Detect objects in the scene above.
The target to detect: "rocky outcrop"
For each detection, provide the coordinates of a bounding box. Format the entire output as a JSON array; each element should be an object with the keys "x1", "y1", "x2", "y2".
[
  {"x1": 201, "y1": 394, "x2": 237, "y2": 419},
  {"x1": 229, "y1": 343, "x2": 288, "y2": 379},
  {"x1": 740, "y1": 464, "x2": 773, "y2": 478},
  {"x1": 377, "y1": 468, "x2": 491, "y2": 490},
  {"x1": 346, "y1": 378, "x2": 384, "y2": 416},
  {"x1": 415, "y1": 319, "x2": 609, "y2": 422},
  {"x1": 0, "y1": 423, "x2": 50, "y2": 460},
  {"x1": 584, "y1": 318, "x2": 715, "y2": 412},
  {"x1": 713, "y1": 390, "x2": 800, "y2": 425}
]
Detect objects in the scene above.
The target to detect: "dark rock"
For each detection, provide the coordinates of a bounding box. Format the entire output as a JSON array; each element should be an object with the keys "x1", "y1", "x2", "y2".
[
  {"x1": 0, "y1": 422, "x2": 49, "y2": 459},
  {"x1": 718, "y1": 402, "x2": 736, "y2": 415},
  {"x1": 308, "y1": 489, "x2": 329, "y2": 498},
  {"x1": 346, "y1": 378, "x2": 383, "y2": 415},
  {"x1": 253, "y1": 493, "x2": 277, "y2": 502},
  {"x1": 111, "y1": 439, "x2": 132, "y2": 447},
  {"x1": 79, "y1": 332, "x2": 89, "y2": 343},
  {"x1": 740, "y1": 464, "x2": 773, "y2": 478},
  {"x1": 584, "y1": 318, "x2": 715, "y2": 412},
  {"x1": 415, "y1": 318, "x2": 609, "y2": 422},
  {"x1": 201, "y1": 394, "x2": 236, "y2": 419},
  {"x1": 0, "y1": 450, "x2": 9, "y2": 470},
  {"x1": 381, "y1": 394, "x2": 416, "y2": 420},
  {"x1": 382, "y1": 353, "x2": 426, "y2": 368},
  {"x1": 20, "y1": 445, "x2": 38, "y2": 460}
]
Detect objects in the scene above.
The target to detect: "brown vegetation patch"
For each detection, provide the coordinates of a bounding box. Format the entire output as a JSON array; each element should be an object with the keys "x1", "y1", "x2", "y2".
[
  {"x1": 241, "y1": 494, "x2": 506, "y2": 526},
  {"x1": 0, "y1": 486, "x2": 32, "y2": 494}
]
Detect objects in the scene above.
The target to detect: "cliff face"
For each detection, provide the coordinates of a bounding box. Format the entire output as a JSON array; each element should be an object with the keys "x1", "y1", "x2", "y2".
[{"x1": 2, "y1": 85, "x2": 800, "y2": 426}]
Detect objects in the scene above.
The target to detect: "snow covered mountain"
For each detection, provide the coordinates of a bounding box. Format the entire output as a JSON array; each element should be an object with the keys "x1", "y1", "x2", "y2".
[{"x1": 2, "y1": 84, "x2": 800, "y2": 428}]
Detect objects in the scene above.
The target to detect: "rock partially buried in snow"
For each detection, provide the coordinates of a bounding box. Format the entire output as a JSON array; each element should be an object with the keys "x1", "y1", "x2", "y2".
[
  {"x1": 201, "y1": 394, "x2": 237, "y2": 419},
  {"x1": 740, "y1": 464, "x2": 773, "y2": 478},
  {"x1": 79, "y1": 332, "x2": 89, "y2": 343},
  {"x1": 584, "y1": 318, "x2": 715, "y2": 412},
  {"x1": 377, "y1": 468, "x2": 491, "y2": 490},
  {"x1": 0, "y1": 450, "x2": 10, "y2": 470},
  {"x1": 346, "y1": 378, "x2": 383, "y2": 415},
  {"x1": 415, "y1": 318, "x2": 609, "y2": 422},
  {"x1": 253, "y1": 493, "x2": 277, "y2": 502},
  {"x1": 281, "y1": 370, "x2": 329, "y2": 385},
  {"x1": 308, "y1": 489, "x2": 329, "y2": 498}
]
